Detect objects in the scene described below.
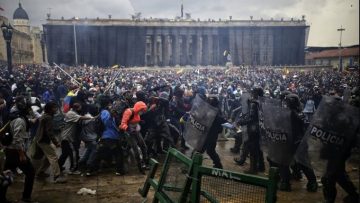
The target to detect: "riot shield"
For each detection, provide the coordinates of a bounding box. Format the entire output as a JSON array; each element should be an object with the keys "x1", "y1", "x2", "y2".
[
  {"x1": 184, "y1": 95, "x2": 218, "y2": 151},
  {"x1": 241, "y1": 93, "x2": 251, "y2": 114},
  {"x1": 259, "y1": 97, "x2": 282, "y2": 107},
  {"x1": 258, "y1": 97, "x2": 282, "y2": 140},
  {"x1": 303, "y1": 99, "x2": 315, "y2": 114},
  {"x1": 342, "y1": 88, "x2": 351, "y2": 103},
  {"x1": 295, "y1": 96, "x2": 359, "y2": 176},
  {"x1": 261, "y1": 102, "x2": 294, "y2": 165}
]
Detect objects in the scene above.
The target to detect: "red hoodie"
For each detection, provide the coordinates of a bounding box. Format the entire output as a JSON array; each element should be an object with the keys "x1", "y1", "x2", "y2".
[{"x1": 119, "y1": 101, "x2": 147, "y2": 131}]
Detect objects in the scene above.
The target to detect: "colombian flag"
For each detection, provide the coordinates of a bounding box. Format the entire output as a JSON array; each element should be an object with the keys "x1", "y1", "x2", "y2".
[{"x1": 63, "y1": 91, "x2": 76, "y2": 113}]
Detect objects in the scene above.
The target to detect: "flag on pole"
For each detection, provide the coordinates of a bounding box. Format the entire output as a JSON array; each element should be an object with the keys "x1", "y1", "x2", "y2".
[
  {"x1": 283, "y1": 67, "x2": 289, "y2": 75},
  {"x1": 63, "y1": 90, "x2": 78, "y2": 113},
  {"x1": 177, "y1": 68, "x2": 184, "y2": 74},
  {"x1": 63, "y1": 95, "x2": 73, "y2": 113}
]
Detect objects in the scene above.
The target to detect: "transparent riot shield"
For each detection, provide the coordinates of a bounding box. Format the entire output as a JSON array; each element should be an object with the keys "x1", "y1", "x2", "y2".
[
  {"x1": 184, "y1": 95, "x2": 218, "y2": 151},
  {"x1": 295, "y1": 96, "x2": 359, "y2": 176}
]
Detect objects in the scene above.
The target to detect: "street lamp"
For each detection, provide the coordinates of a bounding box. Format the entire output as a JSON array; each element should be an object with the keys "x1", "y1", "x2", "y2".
[
  {"x1": 337, "y1": 26, "x2": 345, "y2": 72},
  {"x1": 40, "y1": 33, "x2": 46, "y2": 63},
  {"x1": 1, "y1": 22, "x2": 13, "y2": 74}
]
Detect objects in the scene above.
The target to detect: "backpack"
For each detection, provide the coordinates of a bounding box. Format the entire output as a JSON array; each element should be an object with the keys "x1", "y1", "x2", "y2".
[
  {"x1": 113, "y1": 100, "x2": 131, "y2": 124},
  {"x1": 117, "y1": 108, "x2": 135, "y2": 127},
  {"x1": 0, "y1": 121, "x2": 13, "y2": 146}
]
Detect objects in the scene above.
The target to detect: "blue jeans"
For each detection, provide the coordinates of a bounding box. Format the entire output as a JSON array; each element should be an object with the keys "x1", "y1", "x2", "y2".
[{"x1": 79, "y1": 141, "x2": 97, "y2": 171}]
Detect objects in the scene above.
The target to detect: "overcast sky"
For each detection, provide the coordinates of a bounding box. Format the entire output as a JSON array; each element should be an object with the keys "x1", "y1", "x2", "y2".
[{"x1": 0, "y1": 0, "x2": 358, "y2": 47}]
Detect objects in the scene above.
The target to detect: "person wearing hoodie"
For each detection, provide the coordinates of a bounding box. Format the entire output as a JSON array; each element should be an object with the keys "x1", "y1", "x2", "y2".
[
  {"x1": 1, "y1": 96, "x2": 36, "y2": 203},
  {"x1": 92, "y1": 96, "x2": 124, "y2": 176},
  {"x1": 119, "y1": 101, "x2": 148, "y2": 174}
]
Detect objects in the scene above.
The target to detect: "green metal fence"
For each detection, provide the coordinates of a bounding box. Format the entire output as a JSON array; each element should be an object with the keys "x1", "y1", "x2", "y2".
[{"x1": 139, "y1": 148, "x2": 279, "y2": 203}]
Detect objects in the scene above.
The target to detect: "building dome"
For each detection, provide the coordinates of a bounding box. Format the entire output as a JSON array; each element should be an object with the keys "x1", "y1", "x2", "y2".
[{"x1": 13, "y1": 3, "x2": 29, "y2": 20}]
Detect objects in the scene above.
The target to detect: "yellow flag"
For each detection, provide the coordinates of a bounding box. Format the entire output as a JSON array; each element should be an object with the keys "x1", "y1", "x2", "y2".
[
  {"x1": 177, "y1": 68, "x2": 184, "y2": 74},
  {"x1": 284, "y1": 67, "x2": 289, "y2": 75},
  {"x1": 67, "y1": 91, "x2": 76, "y2": 96},
  {"x1": 111, "y1": 64, "x2": 119, "y2": 69}
]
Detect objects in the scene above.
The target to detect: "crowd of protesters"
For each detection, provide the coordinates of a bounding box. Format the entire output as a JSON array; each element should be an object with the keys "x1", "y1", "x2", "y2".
[{"x1": 0, "y1": 63, "x2": 359, "y2": 203}]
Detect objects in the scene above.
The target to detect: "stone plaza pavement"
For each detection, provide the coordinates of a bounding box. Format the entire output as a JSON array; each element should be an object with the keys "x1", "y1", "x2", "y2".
[{"x1": 6, "y1": 139, "x2": 359, "y2": 203}]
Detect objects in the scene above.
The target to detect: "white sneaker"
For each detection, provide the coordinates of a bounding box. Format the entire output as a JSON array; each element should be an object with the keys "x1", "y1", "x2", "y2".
[
  {"x1": 68, "y1": 170, "x2": 81, "y2": 175},
  {"x1": 16, "y1": 167, "x2": 23, "y2": 175}
]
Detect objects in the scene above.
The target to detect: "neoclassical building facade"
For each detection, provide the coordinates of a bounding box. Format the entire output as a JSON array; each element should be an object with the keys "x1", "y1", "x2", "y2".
[
  {"x1": 0, "y1": 3, "x2": 44, "y2": 64},
  {"x1": 44, "y1": 17, "x2": 309, "y2": 67}
]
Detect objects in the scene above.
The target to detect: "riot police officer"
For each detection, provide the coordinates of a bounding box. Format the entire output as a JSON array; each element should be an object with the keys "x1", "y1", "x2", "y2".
[
  {"x1": 274, "y1": 93, "x2": 318, "y2": 192},
  {"x1": 320, "y1": 89, "x2": 359, "y2": 203},
  {"x1": 236, "y1": 87, "x2": 265, "y2": 174}
]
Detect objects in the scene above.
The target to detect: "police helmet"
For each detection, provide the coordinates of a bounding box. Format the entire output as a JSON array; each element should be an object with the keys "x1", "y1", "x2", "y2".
[
  {"x1": 285, "y1": 93, "x2": 300, "y2": 110},
  {"x1": 251, "y1": 87, "x2": 264, "y2": 97}
]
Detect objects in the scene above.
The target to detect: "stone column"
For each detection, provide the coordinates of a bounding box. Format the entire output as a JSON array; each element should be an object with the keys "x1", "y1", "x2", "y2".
[
  {"x1": 202, "y1": 35, "x2": 209, "y2": 65},
  {"x1": 144, "y1": 35, "x2": 151, "y2": 66},
  {"x1": 268, "y1": 30, "x2": 274, "y2": 65},
  {"x1": 174, "y1": 34, "x2": 180, "y2": 65},
  {"x1": 185, "y1": 34, "x2": 192, "y2": 65},
  {"x1": 208, "y1": 35, "x2": 213, "y2": 65},
  {"x1": 235, "y1": 29, "x2": 244, "y2": 65},
  {"x1": 180, "y1": 35, "x2": 188, "y2": 65},
  {"x1": 229, "y1": 28, "x2": 236, "y2": 65},
  {"x1": 213, "y1": 35, "x2": 219, "y2": 65},
  {"x1": 196, "y1": 34, "x2": 202, "y2": 65},
  {"x1": 152, "y1": 34, "x2": 158, "y2": 66},
  {"x1": 191, "y1": 35, "x2": 197, "y2": 66},
  {"x1": 162, "y1": 35, "x2": 170, "y2": 66}
]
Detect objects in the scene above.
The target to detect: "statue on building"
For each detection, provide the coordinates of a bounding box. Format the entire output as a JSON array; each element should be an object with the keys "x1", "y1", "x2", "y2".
[{"x1": 224, "y1": 50, "x2": 233, "y2": 68}]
